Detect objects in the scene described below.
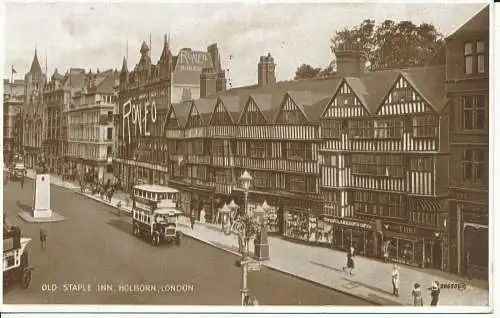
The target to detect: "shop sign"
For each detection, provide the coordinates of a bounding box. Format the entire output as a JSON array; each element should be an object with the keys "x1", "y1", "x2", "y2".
[
  {"x1": 322, "y1": 216, "x2": 372, "y2": 230},
  {"x1": 383, "y1": 222, "x2": 440, "y2": 237}
]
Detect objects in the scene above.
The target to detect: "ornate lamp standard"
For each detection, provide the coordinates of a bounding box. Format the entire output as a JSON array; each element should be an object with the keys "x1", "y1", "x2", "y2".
[
  {"x1": 220, "y1": 203, "x2": 231, "y2": 233},
  {"x1": 239, "y1": 170, "x2": 254, "y2": 306},
  {"x1": 254, "y1": 202, "x2": 270, "y2": 261}
]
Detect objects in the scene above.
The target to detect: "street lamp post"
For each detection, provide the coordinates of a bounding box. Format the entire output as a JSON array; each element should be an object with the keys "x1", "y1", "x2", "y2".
[
  {"x1": 239, "y1": 170, "x2": 253, "y2": 306},
  {"x1": 255, "y1": 200, "x2": 270, "y2": 260}
]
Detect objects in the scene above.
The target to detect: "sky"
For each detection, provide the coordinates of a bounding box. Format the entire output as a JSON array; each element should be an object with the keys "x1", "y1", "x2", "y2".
[{"x1": 2, "y1": 1, "x2": 489, "y2": 88}]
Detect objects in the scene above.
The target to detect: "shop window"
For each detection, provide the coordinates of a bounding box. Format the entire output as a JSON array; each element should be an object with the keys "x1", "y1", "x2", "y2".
[{"x1": 461, "y1": 95, "x2": 486, "y2": 130}]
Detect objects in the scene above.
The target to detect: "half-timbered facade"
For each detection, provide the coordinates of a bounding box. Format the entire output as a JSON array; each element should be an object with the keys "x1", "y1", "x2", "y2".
[
  {"x1": 232, "y1": 90, "x2": 331, "y2": 236},
  {"x1": 446, "y1": 6, "x2": 489, "y2": 279},
  {"x1": 167, "y1": 98, "x2": 216, "y2": 221},
  {"x1": 320, "y1": 64, "x2": 450, "y2": 270}
]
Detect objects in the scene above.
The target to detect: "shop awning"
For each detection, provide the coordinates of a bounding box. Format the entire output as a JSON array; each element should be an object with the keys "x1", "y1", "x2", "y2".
[{"x1": 414, "y1": 197, "x2": 442, "y2": 212}]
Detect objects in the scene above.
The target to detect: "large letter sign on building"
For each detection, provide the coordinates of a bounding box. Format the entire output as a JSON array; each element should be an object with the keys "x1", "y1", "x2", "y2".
[{"x1": 122, "y1": 97, "x2": 157, "y2": 144}]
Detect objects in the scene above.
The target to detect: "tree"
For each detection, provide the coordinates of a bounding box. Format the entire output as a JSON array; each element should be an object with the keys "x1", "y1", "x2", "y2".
[
  {"x1": 294, "y1": 64, "x2": 322, "y2": 80},
  {"x1": 330, "y1": 19, "x2": 445, "y2": 71}
]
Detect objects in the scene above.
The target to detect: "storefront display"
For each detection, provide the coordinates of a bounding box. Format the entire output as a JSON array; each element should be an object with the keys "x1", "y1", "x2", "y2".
[
  {"x1": 382, "y1": 221, "x2": 443, "y2": 269},
  {"x1": 321, "y1": 216, "x2": 375, "y2": 256}
]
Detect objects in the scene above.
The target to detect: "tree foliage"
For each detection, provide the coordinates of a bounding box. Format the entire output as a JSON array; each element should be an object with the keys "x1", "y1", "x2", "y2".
[
  {"x1": 331, "y1": 19, "x2": 445, "y2": 71},
  {"x1": 294, "y1": 64, "x2": 322, "y2": 80}
]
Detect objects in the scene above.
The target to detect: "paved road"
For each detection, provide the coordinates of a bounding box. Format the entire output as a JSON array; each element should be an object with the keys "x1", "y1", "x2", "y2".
[{"x1": 3, "y1": 179, "x2": 371, "y2": 305}]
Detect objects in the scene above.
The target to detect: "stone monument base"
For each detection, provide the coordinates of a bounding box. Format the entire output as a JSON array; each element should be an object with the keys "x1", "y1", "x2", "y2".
[
  {"x1": 32, "y1": 173, "x2": 53, "y2": 219},
  {"x1": 18, "y1": 211, "x2": 65, "y2": 223},
  {"x1": 33, "y1": 208, "x2": 54, "y2": 218}
]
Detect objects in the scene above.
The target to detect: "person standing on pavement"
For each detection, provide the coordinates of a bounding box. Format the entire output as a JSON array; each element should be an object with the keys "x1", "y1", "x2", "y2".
[
  {"x1": 39, "y1": 225, "x2": 47, "y2": 250},
  {"x1": 392, "y1": 264, "x2": 400, "y2": 297},
  {"x1": 429, "y1": 281, "x2": 440, "y2": 306},
  {"x1": 411, "y1": 283, "x2": 423, "y2": 306}
]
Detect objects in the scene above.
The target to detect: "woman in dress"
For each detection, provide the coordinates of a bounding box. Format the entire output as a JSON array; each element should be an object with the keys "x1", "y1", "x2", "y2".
[{"x1": 412, "y1": 283, "x2": 423, "y2": 306}]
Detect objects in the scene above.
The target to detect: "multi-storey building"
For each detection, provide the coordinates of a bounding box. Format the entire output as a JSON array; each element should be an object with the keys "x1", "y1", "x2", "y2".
[
  {"x1": 23, "y1": 49, "x2": 46, "y2": 168},
  {"x1": 67, "y1": 69, "x2": 118, "y2": 181},
  {"x1": 42, "y1": 69, "x2": 66, "y2": 173},
  {"x1": 112, "y1": 9, "x2": 487, "y2": 274},
  {"x1": 3, "y1": 79, "x2": 25, "y2": 162},
  {"x1": 320, "y1": 46, "x2": 449, "y2": 270},
  {"x1": 115, "y1": 36, "x2": 226, "y2": 192},
  {"x1": 446, "y1": 6, "x2": 489, "y2": 279}
]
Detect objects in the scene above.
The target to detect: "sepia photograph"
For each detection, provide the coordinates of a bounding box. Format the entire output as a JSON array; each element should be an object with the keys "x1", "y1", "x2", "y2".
[{"x1": 1, "y1": 0, "x2": 493, "y2": 314}]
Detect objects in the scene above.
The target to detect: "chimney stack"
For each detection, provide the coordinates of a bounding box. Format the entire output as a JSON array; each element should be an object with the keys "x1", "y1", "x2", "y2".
[
  {"x1": 200, "y1": 68, "x2": 217, "y2": 98},
  {"x1": 333, "y1": 43, "x2": 365, "y2": 77},
  {"x1": 216, "y1": 70, "x2": 227, "y2": 93},
  {"x1": 258, "y1": 53, "x2": 276, "y2": 87}
]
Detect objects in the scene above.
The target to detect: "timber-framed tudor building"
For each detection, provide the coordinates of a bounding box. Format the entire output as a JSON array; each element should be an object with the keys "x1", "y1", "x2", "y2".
[{"x1": 109, "y1": 7, "x2": 488, "y2": 276}]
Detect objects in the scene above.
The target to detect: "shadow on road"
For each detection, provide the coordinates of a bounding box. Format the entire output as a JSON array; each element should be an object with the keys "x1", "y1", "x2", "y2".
[
  {"x1": 16, "y1": 200, "x2": 32, "y2": 213},
  {"x1": 106, "y1": 218, "x2": 132, "y2": 236}
]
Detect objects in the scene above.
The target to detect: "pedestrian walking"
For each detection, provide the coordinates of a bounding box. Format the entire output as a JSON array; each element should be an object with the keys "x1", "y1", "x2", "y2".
[
  {"x1": 20, "y1": 175, "x2": 24, "y2": 188},
  {"x1": 190, "y1": 213, "x2": 196, "y2": 230},
  {"x1": 383, "y1": 241, "x2": 390, "y2": 263},
  {"x1": 412, "y1": 283, "x2": 423, "y2": 306},
  {"x1": 463, "y1": 252, "x2": 471, "y2": 280},
  {"x1": 391, "y1": 264, "x2": 400, "y2": 297},
  {"x1": 342, "y1": 253, "x2": 355, "y2": 275},
  {"x1": 39, "y1": 226, "x2": 47, "y2": 250},
  {"x1": 429, "y1": 281, "x2": 440, "y2": 306},
  {"x1": 349, "y1": 244, "x2": 355, "y2": 258}
]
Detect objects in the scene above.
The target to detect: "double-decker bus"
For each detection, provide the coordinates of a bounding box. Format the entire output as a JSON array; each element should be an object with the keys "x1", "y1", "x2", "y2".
[{"x1": 131, "y1": 184, "x2": 183, "y2": 246}]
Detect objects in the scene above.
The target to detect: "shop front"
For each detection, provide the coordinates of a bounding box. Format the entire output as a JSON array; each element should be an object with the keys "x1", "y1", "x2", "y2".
[
  {"x1": 246, "y1": 194, "x2": 281, "y2": 235},
  {"x1": 462, "y1": 210, "x2": 488, "y2": 279},
  {"x1": 382, "y1": 221, "x2": 444, "y2": 269},
  {"x1": 282, "y1": 198, "x2": 323, "y2": 243},
  {"x1": 320, "y1": 216, "x2": 377, "y2": 257}
]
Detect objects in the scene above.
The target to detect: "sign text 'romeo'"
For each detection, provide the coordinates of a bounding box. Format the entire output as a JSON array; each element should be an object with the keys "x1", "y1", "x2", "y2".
[{"x1": 122, "y1": 98, "x2": 157, "y2": 143}]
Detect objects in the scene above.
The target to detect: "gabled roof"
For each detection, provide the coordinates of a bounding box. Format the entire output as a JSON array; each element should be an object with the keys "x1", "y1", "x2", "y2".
[
  {"x1": 304, "y1": 97, "x2": 331, "y2": 123},
  {"x1": 345, "y1": 70, "x2": 400, "y2": 114},
  {"x1": 287, "y1": 90, "x2": 331, "y2": 122},
  {"x1": 447, "y1": 5, "x2": 489, "y2": 39},
  {"x1": 218, "y1": 95, "x2": 244, "y2": 123},
  {"x1": 401, "y1": 65, "x2": 447, "y2": 113},
  {"x1": 191, "y1": 97, "x2": 217, "y2": 125},
  {"x1": 170, "y1": 101, "x2": 191, "y2": 128}
]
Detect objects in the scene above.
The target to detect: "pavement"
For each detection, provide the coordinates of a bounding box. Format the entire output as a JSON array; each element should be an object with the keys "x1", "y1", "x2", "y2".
[
  {"x1": 3, "y1": 177, "x2": 370, "y2": 306},
  {"x1": 13, "y1": 169, "x2": 490, "y2": 307}
]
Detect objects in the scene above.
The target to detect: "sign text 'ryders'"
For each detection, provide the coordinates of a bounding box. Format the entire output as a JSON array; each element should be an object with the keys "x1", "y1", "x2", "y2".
[{"x1": 122, "y1": 98, "x2": 157, "y2": 144}]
